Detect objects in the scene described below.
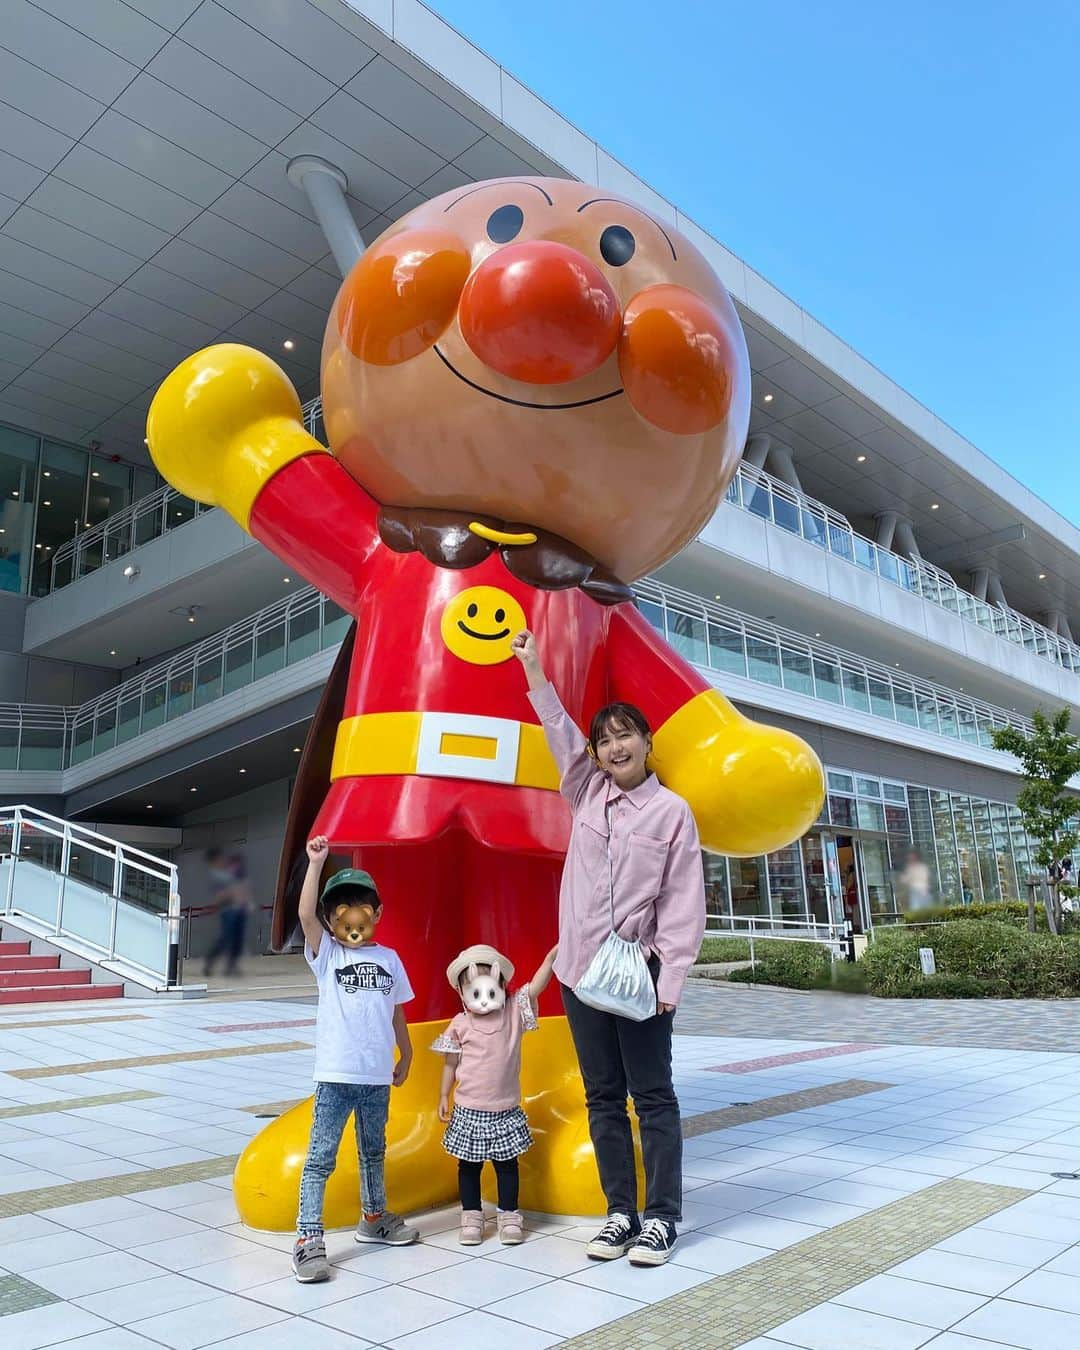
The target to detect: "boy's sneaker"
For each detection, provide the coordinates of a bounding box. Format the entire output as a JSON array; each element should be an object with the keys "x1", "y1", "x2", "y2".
[
  {"x1": 292, "y1": 1234, "x2": 329, "y2": 1282},
  {"x1": 628, "y1": 1217, "x2": 677, "y2": 1266},
  {"x1": 355, "y1": 1211, "x2": 419, "y2": 1246},
  {"x1": 586, "y1": 1212, "x2": 641, "y2": 1260}
]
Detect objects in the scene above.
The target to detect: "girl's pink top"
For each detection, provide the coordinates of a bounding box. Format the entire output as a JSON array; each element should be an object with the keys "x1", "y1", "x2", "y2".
[
  {"x1": 431, "y1": 988, "x2": 537, "y2": 1111},
  {"x1": 528, "y1": 681, "x2": 706, "y2": 1008}
]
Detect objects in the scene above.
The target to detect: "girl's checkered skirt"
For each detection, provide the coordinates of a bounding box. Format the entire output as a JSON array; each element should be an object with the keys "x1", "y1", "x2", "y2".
[{"x1": 442, "y1": 1104, "x2": 532, "y2": 1162}]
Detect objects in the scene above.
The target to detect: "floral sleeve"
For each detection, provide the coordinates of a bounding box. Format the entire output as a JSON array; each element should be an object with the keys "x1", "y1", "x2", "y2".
[
  {"x1": 516, "y1": 986, "x2": 538, "y2": 1032},
  {"x1": 430, "y1": 1012, "x2": 464, "y2": 1055}
]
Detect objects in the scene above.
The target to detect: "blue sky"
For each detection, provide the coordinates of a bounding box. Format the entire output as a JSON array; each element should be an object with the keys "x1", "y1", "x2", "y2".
[{"x1": 429, "y1": 0, "x2": 1078, "y2": 518}]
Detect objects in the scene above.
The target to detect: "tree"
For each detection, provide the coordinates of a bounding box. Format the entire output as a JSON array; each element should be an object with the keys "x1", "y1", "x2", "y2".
[{"x1": 993, "y1": 709, "x2": 1080, "y2": 935}]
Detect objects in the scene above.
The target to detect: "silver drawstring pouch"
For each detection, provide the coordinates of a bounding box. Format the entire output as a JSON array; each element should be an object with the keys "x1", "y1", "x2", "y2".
[{"x1": 573, "y1": 801, "x2": 658, "y2": 1021}]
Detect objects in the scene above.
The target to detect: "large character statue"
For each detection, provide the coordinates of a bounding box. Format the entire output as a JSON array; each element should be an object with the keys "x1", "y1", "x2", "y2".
[{"x1": 147, "y1": 177, "x2": 824, "y2": 1225}]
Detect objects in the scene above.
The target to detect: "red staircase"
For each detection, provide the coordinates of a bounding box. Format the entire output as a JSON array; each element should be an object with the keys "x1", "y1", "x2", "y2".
[{"x1": 0, "y1": 940, "x2": 122, "y2": 1004}]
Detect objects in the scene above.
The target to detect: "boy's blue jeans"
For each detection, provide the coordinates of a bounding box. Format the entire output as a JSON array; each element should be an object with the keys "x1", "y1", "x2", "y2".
[{"x1": 297, "y1": 1081, "x2": 390, "y2": 1237}]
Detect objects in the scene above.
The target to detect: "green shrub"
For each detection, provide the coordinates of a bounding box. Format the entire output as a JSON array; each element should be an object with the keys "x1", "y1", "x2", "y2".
[
  {"x1": 696, "y1": 937, "x2": 751, "y2": 963},
  {"x1": 829, "y1": 960, "x2": 867, "y2": 994},
  {"x1": 861, "y1": 928, "x2": 922, "y2": 997},
  {"x1": 726, "y1": 940, "x2": 831, "y2": 990},
  {"x1": 904, "y1": 974, "x2": 990, "y2": 999},
  {"x1": 901, "y1": 901, "x2": 1036, "y2": 930}
]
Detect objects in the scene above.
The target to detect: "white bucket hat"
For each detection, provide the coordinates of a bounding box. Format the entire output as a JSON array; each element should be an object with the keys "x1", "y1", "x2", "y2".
[{"x1": 446, "y1": 943, "x2": 515, "y2": 989}]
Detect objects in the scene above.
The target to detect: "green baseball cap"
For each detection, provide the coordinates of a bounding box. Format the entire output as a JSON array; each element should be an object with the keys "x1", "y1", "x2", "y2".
[{"x1": 320, "y1": 868, "x2": 379, "y2": 905}]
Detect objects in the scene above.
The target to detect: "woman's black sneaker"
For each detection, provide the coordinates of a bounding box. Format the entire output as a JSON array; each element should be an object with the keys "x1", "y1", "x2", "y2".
[
  {"x1": 628, "y1": 1217, "x2": 677, "y2": 1266},
  {"x1": 586, "y1": 1212, "x2": 641, "y2": 1260}
]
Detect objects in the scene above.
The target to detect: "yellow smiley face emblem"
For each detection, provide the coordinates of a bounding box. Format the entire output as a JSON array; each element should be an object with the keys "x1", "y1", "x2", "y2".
[{"x1": 441, "y1": 586, "x2": 527, "y2": 666}]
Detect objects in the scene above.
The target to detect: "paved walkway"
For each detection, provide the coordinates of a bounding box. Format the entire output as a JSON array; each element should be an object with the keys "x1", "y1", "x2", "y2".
[
  {"x1": 1, "y1": 990, "x2": 1080, "y2": 1346},
  {"x1": 679, "y1": 976, "x2": 1080, "y2": 1051}
]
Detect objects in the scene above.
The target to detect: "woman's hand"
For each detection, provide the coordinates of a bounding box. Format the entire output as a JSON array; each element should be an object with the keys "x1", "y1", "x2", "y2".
[
  {"x1": 438, "y1": 1095, "x2": 451, "y2": 1122},
  {"x1": 658, "y1": 1002, "x2": 675, "y2": 1015},
  {"x1": 511, "y1": 631, "x2": 547, "y2": 689}
]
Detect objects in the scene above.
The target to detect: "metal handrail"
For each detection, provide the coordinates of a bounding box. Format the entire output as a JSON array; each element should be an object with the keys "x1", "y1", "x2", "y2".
[
  {"x1": 47, "y1": 397, "x2": 326, "y2": 592},
  {"x1": 0, "y1": 803, "x2": 182, "y2": 986},
  {"x1": 0, "y1": 576, "x2": 1040, "y2": 774},
  {"x1": 727, "y1": 462, "x2": 1080, "y2": 674}
]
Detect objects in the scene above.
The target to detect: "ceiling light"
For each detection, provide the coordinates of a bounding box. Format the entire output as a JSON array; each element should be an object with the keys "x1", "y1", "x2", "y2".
[
  {"x1": 814, "y1": 632, "x2": 821, "y2": 637},
  {"x1": 283, "y1": 576, "x2": 291, "y2": 583},
  {"x1": 763, "y1": 393, "x2": 774, "y2": 403},
  {"x1": 42, "y1": 501, "x2": 51, "y2": 507},
  {"x1": 91, "y1": 470, "x2": 100, "y2": 478},
  {"x1": 293, "y1": 746, "x2": 301, "y2": 753},
  {"x1": 239, "y1": 768, "x2": 247, "y2": 774},
  {"x1": 0, "y1": 529, "x2": 6, "y2": 534},
  {"x1": 283, "y1": 339, "x2": 295, "y2": 350},
  {"x1": 109, "y1": 649, "x2": 117, "y2": 656},
  {"x1": 856, "y1": 455, "x2": 867, "y2": 463},
  {"x1": 34, "y1": 543, "x2": 41, "y2": 550},
  {"x1": 43, "y1": 471, "x2": 50, "y2": 478},
  {"x1": 11, "y1": 490, "x2": 18, "y2": 498},
  {"x1": 122, "y1": 564, "x2": 139, "y2": 580},
  {"x1": 930, "y1": 503, "x2": 939, "y2": 511},
  {"x1": 190, "y1": 787, "x2": 198, "y2": 793},
  {"x1": 1039, "y1": 572, "x2": 1047, "y2": 580},
  {"x1": 146, "y1": 804, "x2": 153, "y2": 810}
]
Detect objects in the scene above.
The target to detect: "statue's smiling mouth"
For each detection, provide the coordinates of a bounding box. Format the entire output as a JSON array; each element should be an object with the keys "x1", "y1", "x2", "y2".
[
  {"x1": 458, "y1": 622, "x2": 510, "y2": 641},
  {"x1": 434, "y1": 346, "x2": 622, "y2": 410}
]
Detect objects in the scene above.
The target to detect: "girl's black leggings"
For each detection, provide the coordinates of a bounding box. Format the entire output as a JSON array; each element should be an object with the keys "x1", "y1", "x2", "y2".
[{"x1": 458, "y1": 1157, "x2": 519, "y2": 1211}]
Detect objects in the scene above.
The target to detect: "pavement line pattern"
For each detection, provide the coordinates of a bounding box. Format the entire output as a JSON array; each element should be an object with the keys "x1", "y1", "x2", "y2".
[
  {"x1": 0, "y1": 1014, "x2": 149, "y2": 1031},
  {"x1": 0, "y1": 1089, "x2": 159, "y2": 1119},
  {"x1": 8, "y1": 1040, "x2": 310, "y2": 1079},
  {"x1": 0, "y1": 1274, "x2": 60, "y2": 1316},
  {"x1": 0, "y1": 1156, "x2": 239, "y2": 1218},
  {"x1": 565, "y1": 1178, "x2": 1029, "y2": 1350},
  {"x1": 706, "y1": 1043, "x2": 880, "y2": 1073},
  {"x1": 206, "y1": 1018, "x2": 317, "y2": 1033},
  {"x1": 682, "y1": 1078, "x2": 889, "y2": 1138},
  {"x1": 241, "y1": 1098, "x2": 306, "y2": 1115}
]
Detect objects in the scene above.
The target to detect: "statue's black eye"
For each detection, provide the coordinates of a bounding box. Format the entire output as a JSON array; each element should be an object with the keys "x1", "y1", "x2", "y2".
[
  {"x1": 467, "y1": 603, "x2": 478, "y2": 618},
  {"x1": 494, "y1": 608, "x2": 506, "y2": 624},
  {"x1": 600, "y1": 225, "x2": 635, "y2": 266},
  {"x1": 486, "y1": 204, "x2": 523, "y2": 243}
]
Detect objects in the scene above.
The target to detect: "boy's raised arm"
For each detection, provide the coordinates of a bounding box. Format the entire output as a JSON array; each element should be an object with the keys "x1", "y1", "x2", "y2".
[{"x1": 299, "y1": 836, "x2": 329, "y2": 956}]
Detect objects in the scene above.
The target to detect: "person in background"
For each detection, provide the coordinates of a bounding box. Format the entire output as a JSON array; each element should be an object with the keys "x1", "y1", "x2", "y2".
[
  {"x1": 900, "y1": 848, "x2": 933, "y2": 913},
  {"x1": 203, "y1": 848, "x2": 250, "y2": 978}
]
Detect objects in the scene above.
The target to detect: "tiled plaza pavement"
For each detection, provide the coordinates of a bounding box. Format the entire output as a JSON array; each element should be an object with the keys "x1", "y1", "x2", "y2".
[{"x1": 2, "y1": 992, "x2": 1080, "y2": 1346}]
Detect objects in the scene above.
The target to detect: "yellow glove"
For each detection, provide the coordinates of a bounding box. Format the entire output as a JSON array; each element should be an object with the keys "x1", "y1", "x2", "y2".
[
  {"x1": 145, "y1": 344, "x2": 328, "y2": 531},
  {"x1": 651, "y1": 689, "x2": 825, "y2": 856}
]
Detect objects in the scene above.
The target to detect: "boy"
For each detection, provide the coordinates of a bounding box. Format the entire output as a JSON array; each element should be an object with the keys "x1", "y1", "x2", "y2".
[{"x1": 293, "y1": 835, "x2": 419, "y2": 1282}]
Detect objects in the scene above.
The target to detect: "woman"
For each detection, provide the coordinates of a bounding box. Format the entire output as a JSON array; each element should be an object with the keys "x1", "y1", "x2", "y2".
[{"x1": 512, "y1": 630, "x2": 705, "y2": 1267}]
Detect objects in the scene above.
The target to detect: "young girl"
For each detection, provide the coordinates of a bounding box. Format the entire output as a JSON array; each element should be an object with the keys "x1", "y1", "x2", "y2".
[
  {"x1": 432, "y1": 943, "x2": 557, "y2": 1245},
  {"x1": 512, "y1": 630, "x2": 706, "y2": 1267}
]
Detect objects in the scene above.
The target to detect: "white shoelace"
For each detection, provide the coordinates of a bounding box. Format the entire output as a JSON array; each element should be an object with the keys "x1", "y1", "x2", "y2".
[
  {"x1": 635, "y1": 1217, "x2": 670, "y2": 1249},
  {"x1": 597, "y1": 1213, "x2": 633, "y2": 1241}
]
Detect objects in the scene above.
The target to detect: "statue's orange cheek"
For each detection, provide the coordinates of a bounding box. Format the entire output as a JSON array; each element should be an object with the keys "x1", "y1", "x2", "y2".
[
  {"x1": 337, "y1": 229, "x2": 471, "y2": 366},
  {"x1": 617, "y1": 284, "x2": 737, "y2": 435}
]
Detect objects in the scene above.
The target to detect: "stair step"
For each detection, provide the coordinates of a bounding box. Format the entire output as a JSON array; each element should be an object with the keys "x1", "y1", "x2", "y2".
[
  {"x1": 0, "y1": 942, "x2": 31, "y2": 956},
  {"x1": 0, "y1": 955, "x2": 58, "y2": 972},
  {"x1": 0, "y1": 984, "x2": 123, "y2": 1005},
  {"x1": 0, "y1": 968, "x2": 90, "y2": 989}
]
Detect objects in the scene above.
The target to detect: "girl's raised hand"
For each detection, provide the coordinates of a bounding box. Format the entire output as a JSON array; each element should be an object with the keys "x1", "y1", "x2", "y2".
[{"x1": 510, "y1": 631, "x2": 536, "y2": 663}]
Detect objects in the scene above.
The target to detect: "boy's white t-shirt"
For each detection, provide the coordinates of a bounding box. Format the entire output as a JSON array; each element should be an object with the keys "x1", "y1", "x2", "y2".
[{"x1": 306, "y1": 937, "x2": 413, "y2": 1084}]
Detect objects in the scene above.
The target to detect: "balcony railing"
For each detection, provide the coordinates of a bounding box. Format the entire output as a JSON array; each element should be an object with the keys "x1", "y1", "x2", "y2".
[
  {"x1": 0, "y1": 576, "x2": 1036, "y2": 777},
  {"x1": 48, "y1": 398, "x2": 325, "y2": 592},
  {"x1": 727, "y1": 463, "x2": 1080, "y2": 674}
]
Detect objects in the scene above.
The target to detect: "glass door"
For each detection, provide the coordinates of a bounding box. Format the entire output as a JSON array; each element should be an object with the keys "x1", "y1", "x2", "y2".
[
  {"x1": 804, "y1": 832, "x2": 844, "y2": 925},
  {"x1": 857, "y1": 836, "x2": 900, "y2": 925}
]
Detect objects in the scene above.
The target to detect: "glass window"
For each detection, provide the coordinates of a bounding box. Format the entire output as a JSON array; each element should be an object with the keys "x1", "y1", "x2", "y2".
[
  {"x1": 930, "y1": 790, "x2": 961, "y2": 902},
  {"x1": 802, "y1": 833, "x2": 831, "y2": 923},
  {"x1": 141, "y1": 680, "x2": 166, "y2": 733},
  {"x1": 827, "y1": 771, "x2": 855, "y2": 793},
  {"x1": 194, "y1": 652, "x2": 223, "y2": 708},
  {"x1": 860, "y1": 837, "x2": 899, "y2": 921},
  {"x1": 877, "y1": 551, "x2": 899, "y2": 585},
  {"x1": 780, "y1": 647, "x2": 813, "y2": 696},
  {"x1": 32, "y1": 441, "x2": 88, "y2": 596},
  {"x1": 841, "y1": 667, "x2": 870, "y2": 713},
  {"x1": 637, "y1": 599, "x2": 664, "y2": 635},
  {"x1": 86, "y1": 455, "x2": 131, "y2": 528},
  {"x1": 970, "y1": 798, "x2": 1001, "y2": 901},
  {"x1": 667, "y1": 609, "x2": 707, "y2": 666},
  {"x1": 951, "y1": 795, "x2": 982, "y2": 904},
  {"x1": 0, "y1": 425, "x2": 39, "y2": 594},
  {"x1": 853, "y1": 536, "x2": 876, "y2": 572},
  {"x1": 1008, "y1": 804, "x2": 1033, "y2": 890},
  {"x1": 885, "y1": 804, "x2": 909, "y2": 834},
  {"x1": 224, "y1": 637, "x2": 254, "y2": 695},
  {"x1": 893, "y1": 684, "x2": 918, "y2": 727},
  {"x1": 708, "y1": 622, "x2": 746, "y2": 677},
  {"x1": 747, "y1": 637, "x2": 781, "y2": 686},
  {"x1": 812, "y1": 658, "x2": 842, "y2": 703},
  {"x1": 254, "y1": 621, "x2": 286, "y2": 680},
  {"x1": 19, "y1": 721, "x2": 64, "y2": 770},
  {"x1": 322, "y1": 599, "x2": 352, "y2": 648},
  {"x1": 703, "y1": 853, "x2": 730, "y2": 923},
  {"x1": 916, "y1": 693, "x2": 940, "y2": 735},
  {"x1": 828, "y1": 523, "x2": 854, "y2": 561},
  {"x1": 767, "y1": 843, "x2": 806, "y2": 920},
  {"x1": 856, "y1": 777, "x2": 881, "y2": 798},
  {"x1": 0, "y1": 720, "x2": 17, "y2": 770},
  {"x1": 957, "y1": 706, "x2": 980, "y2": 745},
  {"x1": 857, "y1": 799, "x2": 886, "y2": 831},
  {"x1": 828, "y1": 794, "x2": 855, "y2": 827},
  {"x1": 937, "y1": 700, "x2": 958, "y2": 740},
  {"x1": 906, "y1": 786, "x2": 941, "y2": 902},
  {"x1": 772, "y1": 492, "x2": 799, "y2": 534},
  {"x1": 989, "y1": 801, "x2": 1019, "y2": 900},
  {"x1": 883, "y1": 782, "x2": 908, "y2": 803},
  {"x1": 868, "y1": 677, "x2": 894, "y2": 721},
  {"x1": 728, "y1": 856, "x2": 768, "y2": 917},
  {"x1": 286, "y1": 602, "x2": 320, "y2": 665}
]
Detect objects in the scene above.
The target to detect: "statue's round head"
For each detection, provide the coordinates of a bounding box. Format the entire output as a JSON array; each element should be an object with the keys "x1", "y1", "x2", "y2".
[{"x1": 321, "y1": 177, "x2": 750, "y2": 582}]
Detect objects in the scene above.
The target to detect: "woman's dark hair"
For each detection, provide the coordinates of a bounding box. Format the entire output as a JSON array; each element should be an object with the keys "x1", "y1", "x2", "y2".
[{"x1": 588, "y1": 702, "x2": 652, "y2": 757}]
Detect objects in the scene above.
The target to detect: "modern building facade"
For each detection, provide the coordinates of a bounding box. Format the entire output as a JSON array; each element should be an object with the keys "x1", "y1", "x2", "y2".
[{"x1": 0, "y1": 0, "x2": 1075, "y2": 959}]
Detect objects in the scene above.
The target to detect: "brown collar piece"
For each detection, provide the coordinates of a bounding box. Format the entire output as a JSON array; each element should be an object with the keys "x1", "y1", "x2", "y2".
[{"x1": 377, "y1": 505, "x2": 632, "y2": 606}]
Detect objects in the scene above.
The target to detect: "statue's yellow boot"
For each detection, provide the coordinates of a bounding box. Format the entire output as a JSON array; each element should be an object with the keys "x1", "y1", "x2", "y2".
[{"x1": 233, "y1": 1015, "x2": 644, "y2": 1229}]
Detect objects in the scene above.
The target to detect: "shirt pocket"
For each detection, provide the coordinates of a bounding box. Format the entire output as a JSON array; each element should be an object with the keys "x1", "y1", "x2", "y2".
[
  {"x1": 572, "y1": 817, "x2": 610, "y2": 878},
  {"x1": 620, "y1": 832, "x2": 670, "y2": 915}
]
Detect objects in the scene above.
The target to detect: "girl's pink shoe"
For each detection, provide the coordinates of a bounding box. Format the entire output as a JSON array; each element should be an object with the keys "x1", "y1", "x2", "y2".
[
  {"x1": 459, "y1": 1209, "x2": 485, "y2": 1244},
  {"x1": 497, "y1": 1210, "x2": 524, "y2": 1245}
]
